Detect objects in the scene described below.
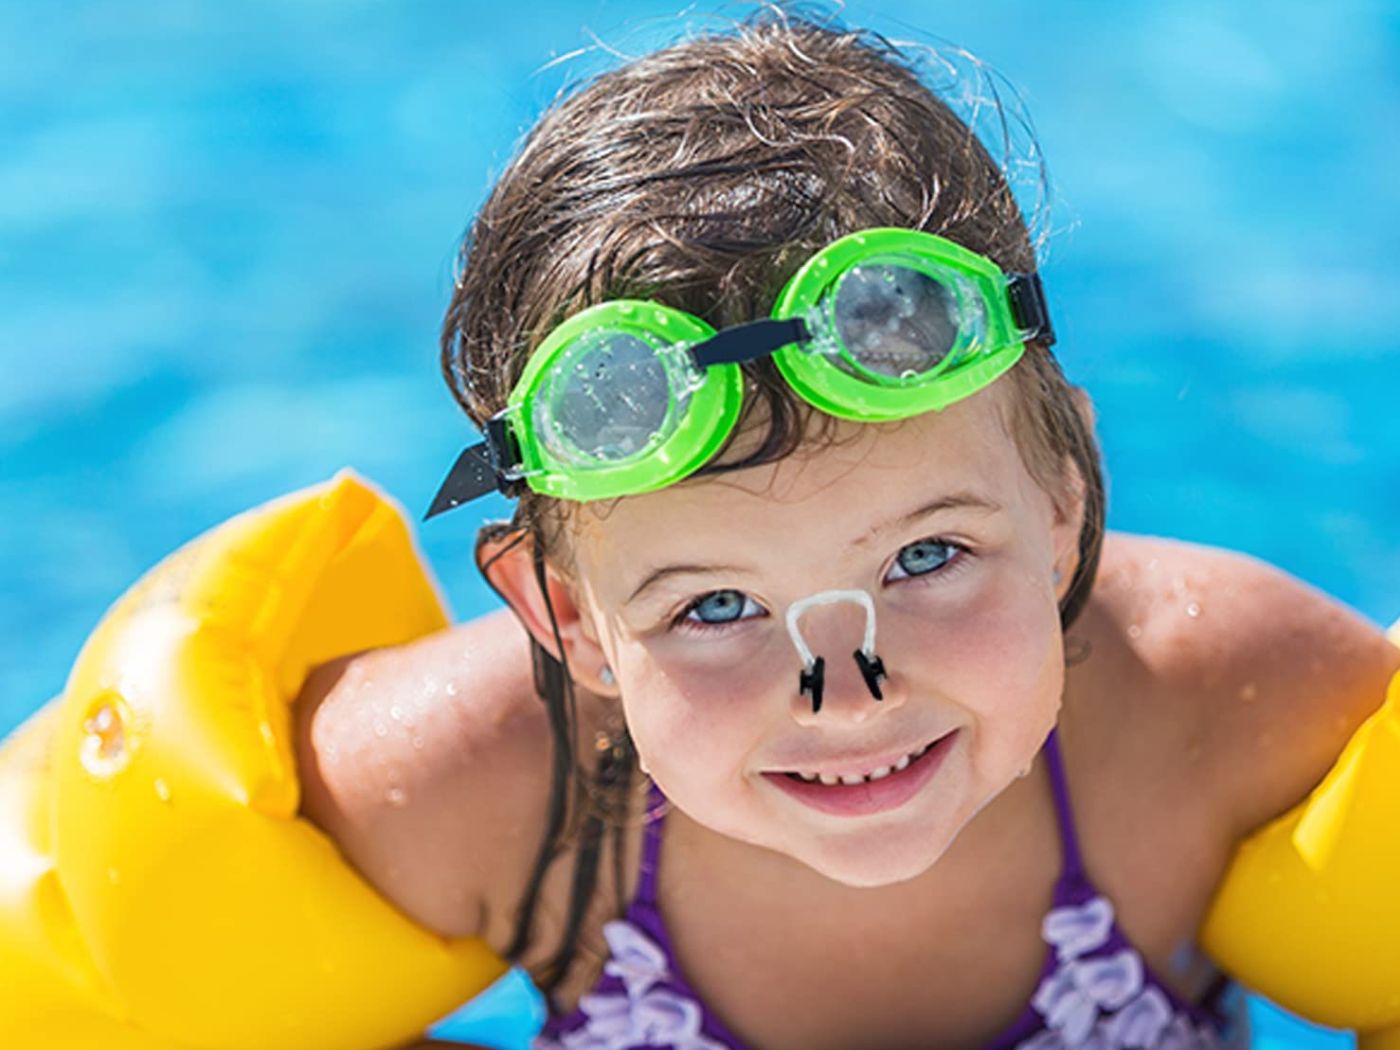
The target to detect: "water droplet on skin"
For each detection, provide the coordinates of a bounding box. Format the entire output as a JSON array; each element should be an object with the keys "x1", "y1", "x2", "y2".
[
  {"x1": 372, "y1": 721, "x2": 388, "y2": 739},
  {"x1": 81, "y1": 698, "x2": 130, "y2": 776},
  {"x1": 445, "y1": 681, "x2": 458, "y2": 697},
  {"x1": 1186, "y1": 602, "x2": 1201, "y2": 618},
  {"x1": 386, "y1": 787, "x2": 407, "y2": 807},
  {"x1": 389, "y1": 705, "x2": 404, "y2": 721},
  {"x1": 411, "y1": 735, "x2": 425, "y2": 751},
  {"x1": 1239, "y1": 683, "x2": 1258, "y2": 702},
  {"x1": 1127, "y1": 624, "x2": 1143, "y2": 640},
  {"x1": 154, "y1": 778, "x2": 171, "y2": 803}
]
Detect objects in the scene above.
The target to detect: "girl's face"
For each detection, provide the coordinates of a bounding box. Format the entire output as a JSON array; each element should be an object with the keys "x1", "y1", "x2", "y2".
[{"x1": 570, "y1": 385, "x2": 1079, "y2": 887}]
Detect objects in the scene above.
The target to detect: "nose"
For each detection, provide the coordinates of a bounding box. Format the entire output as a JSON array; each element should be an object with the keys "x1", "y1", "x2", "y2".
[
  {"x1": 784, "y1": 595, "x2": 904, "y2": 727},
  {"x1": 788, "y1": 652, "x2": 905, "y2": 726}
]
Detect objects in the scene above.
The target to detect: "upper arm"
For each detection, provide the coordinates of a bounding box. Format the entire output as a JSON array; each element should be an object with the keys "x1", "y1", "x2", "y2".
[
  {"x1": 1158, "y1": 547, "x2": 1400, "y2": 838},
  {"x1": 294, "y1": 608, "x2": 555, "y2": 940}
]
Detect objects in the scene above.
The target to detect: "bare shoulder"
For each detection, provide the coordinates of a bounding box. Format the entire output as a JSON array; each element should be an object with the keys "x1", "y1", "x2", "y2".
[
  {"x1": 294, "y1": 608, "x2": 555, "y2": 941},
  {"x1": 1088, "y1": 532, "x2": 1399, "y2": 836}
]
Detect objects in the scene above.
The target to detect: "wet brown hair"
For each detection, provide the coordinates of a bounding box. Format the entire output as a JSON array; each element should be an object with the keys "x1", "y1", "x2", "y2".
[{"x1": 441, "y1": 8, "x2": 1105, "y2": 1002}]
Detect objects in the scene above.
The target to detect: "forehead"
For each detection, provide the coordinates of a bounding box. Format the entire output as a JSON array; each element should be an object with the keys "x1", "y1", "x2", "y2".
[{"x1": 571, "y1": 383, "x2": 1040, "y2": 568}]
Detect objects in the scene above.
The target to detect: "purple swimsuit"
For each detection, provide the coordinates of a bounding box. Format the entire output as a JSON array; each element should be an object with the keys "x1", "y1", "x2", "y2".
[{"x1": 534, "y1": 729, "x2": 1244, "y2": 1050}]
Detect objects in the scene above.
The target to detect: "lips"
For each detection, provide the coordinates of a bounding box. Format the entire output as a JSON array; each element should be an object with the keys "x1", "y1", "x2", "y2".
[
  {"x1": 782, "y1": 737, "x2": 939, "y2": 786},
  {"x1": 761, "y1": 730, "x2": 958, "y2": 818}
]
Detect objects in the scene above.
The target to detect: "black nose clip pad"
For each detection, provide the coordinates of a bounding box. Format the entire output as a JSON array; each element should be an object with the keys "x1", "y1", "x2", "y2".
[
  {"x1": 854, "y1": 649, "x2": 887, "y2": 700},
  {"x1": 787, "y1": 589, "x2": 887, "y2": 715},
  {"x1": 799, "y1": 656, "x2": 827, "y2": 713}
]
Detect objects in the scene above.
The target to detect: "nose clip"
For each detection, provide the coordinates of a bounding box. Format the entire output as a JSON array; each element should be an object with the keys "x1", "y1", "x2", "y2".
[
  {"x1": 854, "y1": 649, "x2": 887, "y2": 700},
  {"x1": 798, "y1": 657, "x2": 826, "y2": 713},
  {"x1": 785, "y1": 589, "x2": 888, "y2": 714}
]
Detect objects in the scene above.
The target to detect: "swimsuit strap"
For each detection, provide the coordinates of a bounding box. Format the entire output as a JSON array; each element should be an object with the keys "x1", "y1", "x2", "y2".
[
  {"x1": 1041, "y1": 726, "x2": 1087, "y2": 882},
  {"x1": 631, "y1": 780, "x2": 669, "y2": 910}
]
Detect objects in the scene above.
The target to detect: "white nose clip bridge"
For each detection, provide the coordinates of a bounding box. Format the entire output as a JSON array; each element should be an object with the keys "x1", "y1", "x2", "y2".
[{"x1": 784, "y1": 589, "x2": 888, "y2": 714}]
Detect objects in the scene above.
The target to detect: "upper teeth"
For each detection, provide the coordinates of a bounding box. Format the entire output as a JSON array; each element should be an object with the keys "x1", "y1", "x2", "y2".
[{"x1": 796, "y1": 740, "x2": 934, "y2": 785}]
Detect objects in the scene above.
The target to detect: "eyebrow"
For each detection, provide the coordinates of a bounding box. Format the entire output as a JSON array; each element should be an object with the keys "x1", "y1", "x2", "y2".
[
  {"x1": 626, "y1": 562, "x2": 749, "y2": 605},
  {"x1": 852, "y1": 490, "x2": 1004, "y2": 548},
  {"x1": 623, "y1": 490, "x2": 1002, "y2": 605}
]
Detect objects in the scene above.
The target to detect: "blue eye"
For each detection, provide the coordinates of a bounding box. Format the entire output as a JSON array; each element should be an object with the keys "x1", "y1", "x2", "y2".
[
  {"x1": 676, "y1": 589, "x2": 765, "y2": 633},
  {"x1": 888, "y1": 538, "x2": 960, "y2": 580}
]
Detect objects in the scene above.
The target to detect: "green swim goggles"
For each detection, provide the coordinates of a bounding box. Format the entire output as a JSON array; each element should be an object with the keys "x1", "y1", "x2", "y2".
[{"x1": 427, "y1": 227, "x2": 1054, "y2": 515}]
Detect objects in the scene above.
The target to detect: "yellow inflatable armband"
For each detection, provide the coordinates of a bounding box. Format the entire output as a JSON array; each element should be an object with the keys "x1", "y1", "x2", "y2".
[
  {"x1": 0, "y1": 472, "x2": 506, "y2": 1049},
  {"x1": 1202, "y1": 653, "x2": 1400, "y2": 1050}
]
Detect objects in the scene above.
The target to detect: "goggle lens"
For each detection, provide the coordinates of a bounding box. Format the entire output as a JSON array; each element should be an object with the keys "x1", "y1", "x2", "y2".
[
  {"x1": 829, "y1": 263, "x2": 986, "y2": 382},
  {"x1": 534, "y1": 329, "x2": 697, "y2": 467}
]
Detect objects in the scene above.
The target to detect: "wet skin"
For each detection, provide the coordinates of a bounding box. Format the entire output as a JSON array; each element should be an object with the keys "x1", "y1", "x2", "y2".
[
  {"x1": 296, "y1": 381, "x2": 1400, "y2": 1048},
  {"x1": 564, "y1": 382, "x2": 1079, "y2": 888}
]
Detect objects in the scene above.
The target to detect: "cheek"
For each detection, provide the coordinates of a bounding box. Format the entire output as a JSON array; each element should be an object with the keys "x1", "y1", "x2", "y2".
[
  {"x1": 889, "y1": 566, "x2": 1063, "y2": 744},
  {"x1": 613, "y1": 636, "x2": 783, "y2": 777}
]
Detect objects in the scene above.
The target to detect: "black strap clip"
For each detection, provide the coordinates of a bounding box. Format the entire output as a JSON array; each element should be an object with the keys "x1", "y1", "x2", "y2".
[
  {"x1": 423, "y1": 411, "x2": 526, "y2": 520},
  {"x1": 1007, "y1": 271, "x2": 1056, "y2": 348}
]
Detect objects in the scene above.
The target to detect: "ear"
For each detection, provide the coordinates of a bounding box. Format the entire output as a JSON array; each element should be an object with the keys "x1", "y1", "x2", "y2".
[
  {"x1": 1050, "y1": 454, "x2": 1088, "y2": 599},
  {"x1": 476, "y1": 528, "x2": 619, "y2": 697}
]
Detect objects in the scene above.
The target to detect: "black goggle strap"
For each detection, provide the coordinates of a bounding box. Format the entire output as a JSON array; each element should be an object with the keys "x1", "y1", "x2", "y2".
[
  {"x1": 424, "y1": 411, "x2": 526, "y2": 520},
  {"x1": 688, "y1": 316, "x2": 811, "y2": 368},
  {"x1": 1007, "y1": 271, "x2": 1056, "y2": 348}
]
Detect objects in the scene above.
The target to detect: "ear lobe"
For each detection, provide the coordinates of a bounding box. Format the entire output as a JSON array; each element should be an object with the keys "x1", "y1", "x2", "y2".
[{"x1": 476, "y1": 528, "x2": 614, "y2": 693}]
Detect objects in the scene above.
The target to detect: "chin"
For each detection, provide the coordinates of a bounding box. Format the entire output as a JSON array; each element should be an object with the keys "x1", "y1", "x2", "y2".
[{"x1": 796, "y1": 827, "x2": 953, "y2": 888}]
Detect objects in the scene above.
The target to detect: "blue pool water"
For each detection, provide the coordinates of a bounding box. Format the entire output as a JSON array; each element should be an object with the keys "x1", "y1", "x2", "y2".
[{"x1": 2, "y1": 2, "x2": 1396, "y2": 1047}]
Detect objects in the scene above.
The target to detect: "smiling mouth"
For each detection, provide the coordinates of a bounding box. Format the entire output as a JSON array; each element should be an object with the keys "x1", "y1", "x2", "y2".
[
  {"x1": 776, "y1": 734, "x2": 946, "y2": 786},
  {"x1": 761, "y1": 730, "x2": 958, "y2": 817}
]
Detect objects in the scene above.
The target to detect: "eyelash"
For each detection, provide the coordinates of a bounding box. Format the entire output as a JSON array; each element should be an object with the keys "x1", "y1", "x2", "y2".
[{"x1": 669, "y1": 537, "x2": 971, "y2": 637}]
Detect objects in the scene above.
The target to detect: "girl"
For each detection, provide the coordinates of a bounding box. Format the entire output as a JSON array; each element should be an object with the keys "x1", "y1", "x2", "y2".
[{"x1": 294, "y1": 12, "x2": 1399, "y2": 1050}]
